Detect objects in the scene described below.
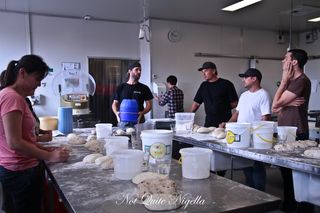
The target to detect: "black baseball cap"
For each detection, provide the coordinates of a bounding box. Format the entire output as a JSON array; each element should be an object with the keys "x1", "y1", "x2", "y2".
[
  {"x1": 128, "y1": 61, "x2": 141, "y2": 70},
  {"x1": 239, "y1": 68, "x2": 262, "y2": 82},
  {"x1": 198, "y1": 62, "x2": 217, "y2": 71}
]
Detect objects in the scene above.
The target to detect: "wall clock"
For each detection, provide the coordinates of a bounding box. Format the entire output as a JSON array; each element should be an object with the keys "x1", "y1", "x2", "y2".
[{"x1": 168, "y1": 30, "x2": 182, "y2": 42}]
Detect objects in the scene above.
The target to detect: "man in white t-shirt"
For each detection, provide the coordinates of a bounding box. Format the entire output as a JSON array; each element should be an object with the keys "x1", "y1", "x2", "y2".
[{"x1": 220, "y1": 68, "x2": 271, "y2": 191}]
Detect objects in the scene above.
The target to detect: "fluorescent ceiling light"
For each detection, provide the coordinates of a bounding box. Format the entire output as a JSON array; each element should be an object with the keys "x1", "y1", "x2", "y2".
[
  {"x1": 222, "y1": 0, "x2": 262, "y2": 12},
  {"x1": 308, "y1": 17, "x2": 320, "y2": 22}
]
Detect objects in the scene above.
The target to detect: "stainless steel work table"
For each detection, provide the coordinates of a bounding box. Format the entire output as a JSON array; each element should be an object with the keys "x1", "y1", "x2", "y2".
[
  {"x1": 44, "y1": 130, "x2": 280, "y2": 213},
  {"x1": 173, "y1": 135, "x2": 320, "y2": 175}
]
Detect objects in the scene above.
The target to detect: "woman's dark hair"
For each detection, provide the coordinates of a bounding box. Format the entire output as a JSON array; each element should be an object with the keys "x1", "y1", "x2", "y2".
[{"x1": 1, "y1": 55, "x2": 49, "y2": 89}]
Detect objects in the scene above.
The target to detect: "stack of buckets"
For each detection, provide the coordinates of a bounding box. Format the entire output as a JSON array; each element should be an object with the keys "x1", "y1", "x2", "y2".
[
  {"x1": 225, "y1": 121, "x2": 276, "y2": 149},
  {"x1": 119, "y1": 99, "x2": 139, "y2": 123}
]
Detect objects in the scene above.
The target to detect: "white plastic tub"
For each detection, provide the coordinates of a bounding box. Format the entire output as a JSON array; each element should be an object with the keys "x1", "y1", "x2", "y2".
[
  {"x1": 277, "y1": 126, "x2": 297, "y2": 143},
  {"x1": 104, "y1": 136, "x2": 129, "y2": 156},
  {"x1": 175, "y1": 112, "x2": 195, "y2": 134},
  {"x1": 112, "y1": 149, "x2": 144, "y2": 180},
  {"x1": 95, "y1": 123, "x2": 112, "y2": 139},
  {"x1": 252, "y1": 122, "x2": 275, "y2": 149},
  {"x1": 293, "y1": 170, "x2": 320, "y2": 205},
  {"x1": 179, "y1": 147, "x2": 212, "y2": 179},
  {"x1": 141, "y1": 130, "x2": 173, "y2": 164},
  {"x1": 225, "y1": 122, "x2": 251, "y2": 148}
]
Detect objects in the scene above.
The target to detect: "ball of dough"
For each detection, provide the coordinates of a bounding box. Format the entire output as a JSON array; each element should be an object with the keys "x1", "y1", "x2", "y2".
[
  {"x1": 67, "y1": 133, "x2": 86, "y2": 145},
  {"x1": 83, "y1": 153, "x2": 103, "y2": 163},
  {"x1": 197, "y1": 127, "x2": 211, "y2": 134},
  {"x1": 115, "y1": 129, "x2": 126, "y2": 135},
  {"x1": 126, "y1": 128, "x2": 135, "y2": 134},
  {"x1": 216, "y1": 131, "x2": 226, "y2": 139},
  {"x1": 100, "y1": 157, "x2": 113, "y2": 169},
  {"x1": 95, "y1": 156, "x2": 112, "y2": 166},
  {"x1": 132, "y1": 172, "x2": 168, "y2": 184},
  {"x1": 207, "y1": 127, "x2": 216, "y2": 132},
  {"x1": 304, "y1": 148, "x2": 320, "y2": 159}
]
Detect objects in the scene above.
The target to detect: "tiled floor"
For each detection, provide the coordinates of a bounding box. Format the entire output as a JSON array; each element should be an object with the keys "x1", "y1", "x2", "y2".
[{"x1": 224, "y1": 165, "x2": 319, "y2": 213}]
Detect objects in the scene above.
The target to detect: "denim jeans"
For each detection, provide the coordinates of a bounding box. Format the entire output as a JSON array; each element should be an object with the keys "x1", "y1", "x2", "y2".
[
  {"x1": 243, "y1": 161, "x2": 266, "y2": 191},
  {"x1": 0, "y1": 163, "x2": 44, "y2": 213}
]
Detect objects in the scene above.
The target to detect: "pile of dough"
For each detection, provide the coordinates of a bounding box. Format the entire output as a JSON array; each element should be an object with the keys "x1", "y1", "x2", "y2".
[
  {"x1": 274, "y1": 140, "x2": 318, "y2": 152},
  {"x1": 82, "y1": 153, "x2": 103, "y2": 163},
  {"x1": 210, "y1": 128, "x2": 226, "y2": 139},
  {"x1": 132, "y1": 172, "x2": 168, "y2": 184},
  {"x1": 303, "y1": 148, "x2": 320, "y2": 159},
  {"x1": 67, "y1": 133, "x2": 86, "y2": 145},
  {"x1": 192, "y1": 124, "x2": 201, "y2": 133},
  {"x1": 84, "y1": 139, "x2": 103, "y2": 153},
  {"x1": 136, "y1": 178, "x2": 177, "y2": 199},
  {"x1": 95, "y1": 156, "x2": 113, "y2": 169},
  {"x1": 143, "y1": 194, "x2": 181, "y2": 211}
]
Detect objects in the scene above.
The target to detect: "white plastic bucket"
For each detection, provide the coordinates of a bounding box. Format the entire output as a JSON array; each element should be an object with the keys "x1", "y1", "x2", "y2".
[
  {"x1": 95, "y1": 123, "x2": 112, "y2": 139},
  {"x1": 141, "y1": 130, "x2": 173, "y2": 164},
  {"x1": 112, "y1": 149, "x2": 144, "y2": 180},
  {"x1": 179, "y1": 147, "x2": 213, "y2": 179},
  {"x1": 277, "y1": 126, "x2": 297, "y2": 143},
  {"x1": 252, "y1": 121, "x2": 275, "y2": 149},
  {"x1": 175, "y1": 112, "x2": 195, "y2": 134},
  {"x1": 105, "y1": 136, "x2": 129, "y2": 156},
  {"x1": 225, "y1": 122, "x2": 251, "y2": 148}
]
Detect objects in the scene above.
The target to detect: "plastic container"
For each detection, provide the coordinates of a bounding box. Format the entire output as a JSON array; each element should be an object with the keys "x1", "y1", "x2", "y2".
[
  {"x1": 252, "y1": 121, "x2": 275, "y2": 149},
  {"x1": 119, "y1": 99, "x2": 139, "y2": 123},
  {"x1": 104, "y1": 136, "x2": 129, "y2": 156},
  {"x1": 179, "y1": 147, "x2": 213, "y2": 179},
  {"x1": 39, "y1": 116, "x2": 58, "y2": 130},
  {"x1": 225, "y1": 122, "x2": 251, "y2": 148},
  {"x1": 95, "y1": 123, "x2": 112, "y2": 139},
  {"x1": 210, "y1": 151, "x2": 254, "y2": 171},
  {"x1": 112, "y1": 149, "x2": 144, "y2": 180},
  {"x1": 57, "y1": 107, "x2": 73, "y2": 134},
  {"x1": 277, "y1": 126, "x2": 297, "y2": 143},
  {"x1": 141, "y1": 130, "x2": 173, "y2": 167},
  {"x1": 293, "y1": 170, "x2": 320, "y2": 205},
  {"x1": 175, "y1": 112, "x2": 195, "y2": 134}
]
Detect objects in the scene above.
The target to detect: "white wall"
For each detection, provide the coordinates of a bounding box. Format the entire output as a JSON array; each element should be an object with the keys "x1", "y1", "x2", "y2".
[
  {"x1": 0, "y1": 12, "x2": 140, "y2": 116},
  {"x1": 299, "y1": 32, "x2": 320, "y2": 110},
  {"x1": 149, "y1": 19, "x2": 290, "y2": 125}
]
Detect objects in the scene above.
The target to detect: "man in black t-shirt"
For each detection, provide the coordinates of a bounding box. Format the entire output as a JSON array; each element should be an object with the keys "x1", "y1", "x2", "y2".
[
  {"x1": 190, "y1": 62, "x2": 238, "y2": 127},
  {"x1": 112, "y1": 62, "x2": 153, "y2": 124}
]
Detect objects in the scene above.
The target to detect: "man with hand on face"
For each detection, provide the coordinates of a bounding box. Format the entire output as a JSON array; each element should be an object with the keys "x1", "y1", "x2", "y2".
[
  {"x1": 272, "y1": 49, "x2": 312, "y2": 213},
  {"x1": 112, "y1": 62, "x2": 153, "y2": 125},
  {"x1": 220, "y1": 68, "x2": 271, "y2": 192},
  {"x1": 190, "y1": 61, "x2": 238, "y2": 127}
]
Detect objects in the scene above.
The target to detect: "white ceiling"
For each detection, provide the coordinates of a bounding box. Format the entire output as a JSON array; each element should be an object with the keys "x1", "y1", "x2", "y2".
[{"x1": 1, "y1": 0, "x2": 320, "y2": 32}]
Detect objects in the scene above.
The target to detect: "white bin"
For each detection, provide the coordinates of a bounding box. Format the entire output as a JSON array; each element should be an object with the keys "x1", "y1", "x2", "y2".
[{"x1": 293, "y1": 170, "x2": 320, "y2": 205}]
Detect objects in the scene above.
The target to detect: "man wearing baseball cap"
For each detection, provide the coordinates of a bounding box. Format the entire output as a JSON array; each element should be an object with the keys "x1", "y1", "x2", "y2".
[
  {"x1": 220, "y1": 68, "x2": 271, "y2": 192},
  {"x1": 112, "y1": 61, "x2": 153, "y2": 125},
  {"x1": 190, "y1": 61, "x2": 238, "y2": 128}
]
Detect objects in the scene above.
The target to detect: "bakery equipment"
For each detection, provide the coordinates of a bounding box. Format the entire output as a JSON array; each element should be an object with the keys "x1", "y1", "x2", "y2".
[{"x1": 52, "y1": 70, "x2": 96, "y2": 115}]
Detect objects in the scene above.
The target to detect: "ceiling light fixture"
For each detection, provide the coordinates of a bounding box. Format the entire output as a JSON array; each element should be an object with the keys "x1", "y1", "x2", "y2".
[
  {"x1": 139, "y1": 0, "x2": 151, "y2": 42},
  {"x1": 308, "y1": 17, "x2": 320, "y2": 22},
  {"x1": 222, "y1": 0, "x2": 262, "y2": 12}
]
